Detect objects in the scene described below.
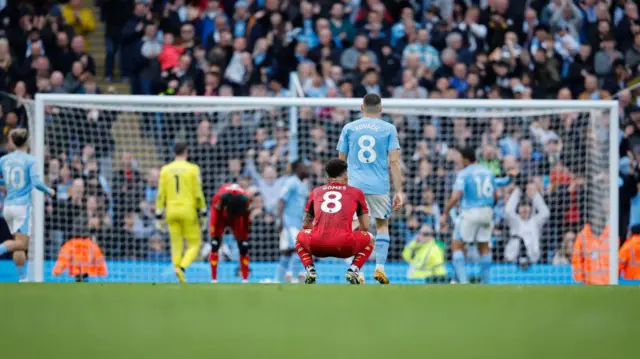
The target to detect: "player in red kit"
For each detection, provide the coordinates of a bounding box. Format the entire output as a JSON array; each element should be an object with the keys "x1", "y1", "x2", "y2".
[
  {"x1": 296, "y1": 159, "x2": 375, "y2": 285},
  {"x1": 208, "y1": 183, "x2": 251, "y2": 283}
]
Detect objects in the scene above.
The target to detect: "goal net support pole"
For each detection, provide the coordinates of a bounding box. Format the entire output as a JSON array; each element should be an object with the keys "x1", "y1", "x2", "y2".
[
  {"x1": 609, "y1": 105, "x2": 619, "y2": 285},
  {"x1": 32, "y1": 96, "x2": 46, "y2": 283},
  {"x1": 31, "y1": 95, "x2": 619, "y2": 284}
]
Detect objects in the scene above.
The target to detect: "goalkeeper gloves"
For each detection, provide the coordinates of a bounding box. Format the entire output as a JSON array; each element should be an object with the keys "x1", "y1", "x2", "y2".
[
  {"x1": 155, "y1": 210, "x2": 167, "y2": 233},
  {"x1": 199, "y1": 208, "x2": 208, "y2": 232}
]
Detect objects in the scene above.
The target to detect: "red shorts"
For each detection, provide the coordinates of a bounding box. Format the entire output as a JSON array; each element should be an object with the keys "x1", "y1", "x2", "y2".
[
  {"x1": 296, "y1": 230, "x2": 373, "y2": 258},
  {"x1": 211, "y1": 214, "x2": 250, "y2": 241}
]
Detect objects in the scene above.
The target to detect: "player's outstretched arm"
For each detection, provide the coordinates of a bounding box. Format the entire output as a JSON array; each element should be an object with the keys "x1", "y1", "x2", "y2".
[
  {"x1": 30, "y1": 162, "x2": 55, "y2": 196},
  {"x1": 388, "y1": 149, "x2": 404, "y2": 210}
]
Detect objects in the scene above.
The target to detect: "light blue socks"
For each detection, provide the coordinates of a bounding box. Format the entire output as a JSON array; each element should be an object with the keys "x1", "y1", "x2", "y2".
[
  {"x1": 375, "y1": 233, "x2": 390, "y2": 269},
  {"x1": 276, "y1": 255, "x2": 290, "y2": 283},
  {"x1": 16, "y1": 265, "x2": 27, "y2": 282},
  {"x1": 480, "y1": 254, "x2": 492, "y2": 284},
  {"x1": 452, "y1": 250, "x2": 469, "y2": 284},
  {"x1": 288, "y1": 255, "x2": 303, "y2": 279}
]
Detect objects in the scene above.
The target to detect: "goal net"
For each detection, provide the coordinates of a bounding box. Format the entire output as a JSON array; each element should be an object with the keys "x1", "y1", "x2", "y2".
[{"x1": 21, "y1": 95, "x2": 618, "y2": 284}]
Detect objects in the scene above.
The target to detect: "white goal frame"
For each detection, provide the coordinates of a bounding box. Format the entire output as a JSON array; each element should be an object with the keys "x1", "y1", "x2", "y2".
[{"x1": 32, "y1": 94, "x2": 620, "y2": 284}]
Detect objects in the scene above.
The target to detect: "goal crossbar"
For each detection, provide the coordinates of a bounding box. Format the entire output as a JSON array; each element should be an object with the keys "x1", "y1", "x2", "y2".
[{"x1": 35, "y1": 94, "x2": 617, "y2": 109}]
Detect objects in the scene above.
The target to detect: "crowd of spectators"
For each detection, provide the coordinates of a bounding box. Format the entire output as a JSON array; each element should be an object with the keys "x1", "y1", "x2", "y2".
[{"x1": 0, "y1": 0, "x2": 639, "y2": 271}]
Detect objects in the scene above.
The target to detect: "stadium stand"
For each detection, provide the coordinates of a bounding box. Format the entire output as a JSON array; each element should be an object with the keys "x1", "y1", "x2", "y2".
[{"x1": 0, "y1": 0, "x2": 639, "y2": 283}]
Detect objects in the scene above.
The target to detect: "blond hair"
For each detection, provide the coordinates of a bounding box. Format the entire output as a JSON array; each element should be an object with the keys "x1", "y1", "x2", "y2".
[{"x1": 9, "y1": 129, "x2": 29, "y2": 148}]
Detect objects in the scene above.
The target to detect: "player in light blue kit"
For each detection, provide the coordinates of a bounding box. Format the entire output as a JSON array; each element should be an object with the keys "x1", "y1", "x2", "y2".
[
  {"x1": 276, "y1": 160, "x2": 310, "y2": 283},
  {"x1": 0, "y1": 129, "x2": 55, "y2": 282},
  {"x1": 448, "y1": 174, "x2": 514, "y2": 282},
  {"x1": 441, "y1": 147, "x2": 497, "y2": 284},
  {"x1": 337, "y1": 93, "x2": 404, "y2": 284}
]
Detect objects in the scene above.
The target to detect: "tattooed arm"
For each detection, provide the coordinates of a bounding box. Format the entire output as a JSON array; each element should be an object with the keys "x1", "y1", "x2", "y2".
[{"x1": 302, "y1": 212, "x2": 314, "y2": 230}]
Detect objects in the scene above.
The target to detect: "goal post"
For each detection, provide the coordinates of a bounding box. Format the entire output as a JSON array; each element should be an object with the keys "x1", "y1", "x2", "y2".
[{"x1": 29, "y1": 94, "x2": 619, "y2": 284}]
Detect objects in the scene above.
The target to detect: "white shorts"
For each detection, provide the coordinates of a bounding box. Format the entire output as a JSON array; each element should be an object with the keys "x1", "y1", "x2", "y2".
[
  {"x1": 458, "y1": 207, "x2": 493, "y2": 244},
  {"x1": 3, "y1": 205, "x2": 31, "y2": 236},
  {"x1": 365, "y1": 193, "x2": 392, "y2": 220},
  {"x1": 279, "y1": 227, "x2": 300, "y2": 251}
]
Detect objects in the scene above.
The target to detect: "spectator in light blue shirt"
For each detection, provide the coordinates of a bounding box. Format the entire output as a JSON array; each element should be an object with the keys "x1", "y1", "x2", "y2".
[
  {"x1": 304, "y1": 72, "x2": 329, "y2": 98},
  {"x1": 403, "y1": 28, "x2": 440, "y2": 71},
  {"x1": 293, "y1": 1, "x2": 318, "y2": 49},
  {"x1": 231, "y1": 1, "x2": 249, "y2": 38},
  {"x1": 55, "y1": 163, "x2": 73, "y2": 202},
  {"x1": 414, "y1": 188, "x2": 441, "y2": 233},
  {"x1": 391, "y1": 7, "x2": 417, "y2": 47},
  {"x1": 144, "y1": 168, "x2": 159, "y2": 204}
]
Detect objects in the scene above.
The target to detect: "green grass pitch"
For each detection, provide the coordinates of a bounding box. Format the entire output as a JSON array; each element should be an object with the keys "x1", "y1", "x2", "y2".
[{"x1": 0, "y1": 284, "x2": 637, "y2": 359}]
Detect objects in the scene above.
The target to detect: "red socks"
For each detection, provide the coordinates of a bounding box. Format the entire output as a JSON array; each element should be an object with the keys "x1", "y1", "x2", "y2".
[
  {"x1": 352, "y1": 242, "x2": 374, "y2": 269},
  {"x1": 209, "y1": 251, "x2": 219, "y2": 281},
  {"x1": 239, "y1": 254, "x2": 250, "y2": 280},
  {"x1": 211, "y1": 252, "x2": 250, "y2": 281},
  {"x1": 296, "y1": 241, "x2": 314, "y2": 267}
]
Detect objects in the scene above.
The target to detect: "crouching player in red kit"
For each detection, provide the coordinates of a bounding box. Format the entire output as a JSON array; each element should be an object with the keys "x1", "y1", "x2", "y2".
[
  {"x1": 296, "y1": 159, "x2": 375, "y2": 285},
  {"x1": 209, "y1": 183, "x2": 251, "y2": 283}
]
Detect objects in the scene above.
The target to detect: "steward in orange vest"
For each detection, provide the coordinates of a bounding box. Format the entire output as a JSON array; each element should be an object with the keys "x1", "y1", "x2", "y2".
[
  {"x1": 572, "y1": 223, "x2": 613, "y2": 285},
  {"x1": 53, "y1": 237, "x2": 107, "y2": 282},
  {"x1": 619, "y1": 225, "x2": 640, "y2": 280}
]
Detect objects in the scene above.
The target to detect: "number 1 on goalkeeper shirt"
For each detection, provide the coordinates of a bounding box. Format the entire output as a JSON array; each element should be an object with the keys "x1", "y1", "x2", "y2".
[{"x1": 155, "y1": 142, "x2": 207, "y2": 283}]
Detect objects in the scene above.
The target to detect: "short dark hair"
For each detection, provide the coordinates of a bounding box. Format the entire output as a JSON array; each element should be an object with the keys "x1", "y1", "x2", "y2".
[
  {"x1": 364, "y1": 68, "x2": 378, "y2": 77},
  {"x1": 292, "y1": 159, "x2": 306, "y2": 172},
  {"x1": 10, "y1": 129, "x2": 28, "y2": 148},
  {"x1": 174, "y1": 141, "x2": 188, "y2": 156},
  {"x1": 223, "y1": 194, "x2": 249, "y2": 216},
  {"x1": 325, "y1": 158, "x2": 348, "y2": 178},
  {"x1": 459, "y1": 147, "x2": 477, "y2": 163},
  {"x1": 363, "y1": 93, "x2": 381, "y2": 109}
]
